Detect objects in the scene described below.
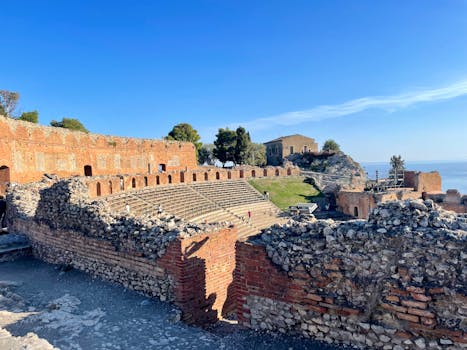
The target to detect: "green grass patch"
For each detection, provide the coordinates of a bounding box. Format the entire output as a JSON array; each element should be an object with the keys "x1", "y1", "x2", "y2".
[{"x1": 248, "y1": 177, "x2": 322, "y2": 210}]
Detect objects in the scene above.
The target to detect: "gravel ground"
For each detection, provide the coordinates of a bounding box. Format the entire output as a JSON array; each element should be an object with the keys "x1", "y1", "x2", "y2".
[{"x1": 0, "y1": 257, "x2": 342, "y2": 350}]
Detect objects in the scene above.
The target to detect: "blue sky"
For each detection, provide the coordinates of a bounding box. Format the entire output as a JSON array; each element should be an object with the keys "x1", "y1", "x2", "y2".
[{"x1": 2, "y1": 0, "x2": 467, "y2": 162}]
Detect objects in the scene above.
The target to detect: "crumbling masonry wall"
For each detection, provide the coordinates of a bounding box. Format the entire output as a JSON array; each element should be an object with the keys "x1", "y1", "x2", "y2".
[
  {"x1": 235, "y1": 200, "x2": 467, "y2": 349},
  {"x1": 7, "y1": 178, "x2": 237, "y2": 325},
  {"x1": 0, "y1": 116, "x2": 197, "y2": 193}
]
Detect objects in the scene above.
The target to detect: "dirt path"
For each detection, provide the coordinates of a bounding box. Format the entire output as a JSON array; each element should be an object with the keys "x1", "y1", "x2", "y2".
[{"x1": 0, "y1": 257, "x2": 341, "y2": 350}]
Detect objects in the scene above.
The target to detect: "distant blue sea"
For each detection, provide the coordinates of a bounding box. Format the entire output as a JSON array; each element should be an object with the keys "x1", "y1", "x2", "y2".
[{"x1": 361, "y1": 161, "x2": 467, "y2": 194}]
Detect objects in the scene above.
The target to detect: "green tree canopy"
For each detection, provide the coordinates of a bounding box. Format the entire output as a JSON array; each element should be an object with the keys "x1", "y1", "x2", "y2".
[
  {"x1": 246, "y1": 143, "x2": 266, "y2": 166},
  {"x1": 213, "y1": 128, "x2": 237, "y2": 166},
  {"x1": 166, "y1": 123, "x2": 202, "y2": 156},
  {"x1": 18, "y1": 110, "x2": 39, "y2": 123},
  {"x1": 234, "y1": 127, "x2": 251, "y2": 164},
  {"x1": 198, "y1": 144, "x2": 214, "y2": 165},
  {"x1": 50, "y1": 118, "x2": 89, "y2": 133},
  {"x1": 0, "y1": 90, "x2": 20, "y2": 117},
  {"x1": 322, "y1": 139, "x2": 340, "y2": 152}
]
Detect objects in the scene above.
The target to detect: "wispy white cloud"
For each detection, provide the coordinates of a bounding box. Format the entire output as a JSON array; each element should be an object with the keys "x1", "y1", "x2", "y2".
[{"x1": 226, "y1": 79, "x2": 467, "y2": 131}]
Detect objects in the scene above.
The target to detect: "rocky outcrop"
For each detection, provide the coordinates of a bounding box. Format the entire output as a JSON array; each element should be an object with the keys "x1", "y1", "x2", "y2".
[{"x1": 287, "y1": 151, "x2": 366, "y2": 193}]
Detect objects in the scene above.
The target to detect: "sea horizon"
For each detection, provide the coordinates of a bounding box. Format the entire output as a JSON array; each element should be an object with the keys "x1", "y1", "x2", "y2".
[{"x1": 361, "y1": 160, "x2": 467, "y2": 194}]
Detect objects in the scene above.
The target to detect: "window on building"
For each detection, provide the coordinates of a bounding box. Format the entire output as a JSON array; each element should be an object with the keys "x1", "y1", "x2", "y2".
[{"x1": 84, "y1": 165, "x2": 92, "y2": 177}]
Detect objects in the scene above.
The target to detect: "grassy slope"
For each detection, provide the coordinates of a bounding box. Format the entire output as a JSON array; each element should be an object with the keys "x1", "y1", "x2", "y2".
[{"x1": 248, "y1": 177, "x2": 321, "y2": 210}]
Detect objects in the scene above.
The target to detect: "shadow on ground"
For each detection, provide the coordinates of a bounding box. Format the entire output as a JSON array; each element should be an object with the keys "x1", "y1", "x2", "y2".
[{"x1": 0, "y1": 257, "x2": 343, "y2": 350}]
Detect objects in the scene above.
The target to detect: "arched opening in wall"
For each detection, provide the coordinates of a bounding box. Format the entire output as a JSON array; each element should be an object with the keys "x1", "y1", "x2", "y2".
[
  {"x1": 0, "y1": 166, "x2": 10, "y2": 193},
  {"x1": 287, "y1": 168, "x2": 292, "y2": 176},
  {"x1": 109, "y1": 181, "x2": 113, "y2": 194},
  {"x1": 353, "y1": 207, "x2": 359, "y2": 217},
  {"x1": 227, "y1": 171, "x2": 232, "y2": 179},
  {"x1": 144, "y1": 176, "x2": 148, "y2": 187},
  {"x1": 96, "y1": 182, "x2": 102, "y2": 196},
  {"x1": 251, "y1": 170, "x2": 256, "y2": 178},
  {"x1": 119, "y1": 176, "x2": 124, "y2": 190},
  {"x1": 275, "y1": 169, "x2": 280, "y2": 176},
  {"x1": 204, "y1": 173, "x2": 208, "y2": 181},
  {"x1": 192, "y1": 173, "x2": 197, "y2": 182},
  {"x1": 216, "y1": 172, "x2": 220, "y2": 180},
  {"x1": 156, "y1": 176, "x2": 160, "y2": 185},
  {"x1": 180, "y1": 172, "x2": 185, "y2": 183},
  {"x1": 132, "y1": 178, "x2": 136, "y2": 189},
  {"x1": 263, "y1": 169, "x2": 267, "y2": 177},
  {"x1": 168, "y1": 175, "x2": 172, "y2": 184},
  {"x1": 84, "y1": 165, "x2": 93, "y2": 177},
  {"x1": 148, "y1": 163, "x2": 151, "y2": 174},
  {"x1": 239, "y1": 170, "x2": 244, "y2": 178}
]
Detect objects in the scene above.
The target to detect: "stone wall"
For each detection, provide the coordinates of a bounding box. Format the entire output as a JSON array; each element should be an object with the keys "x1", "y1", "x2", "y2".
[
  {"x1": 6, "y1": 177, "x2": 237, "y2": 325},
  {"x1": 0, "y1": 116, "x2": 197, "y2": 194},
  {"x1": 337, "y1": 189, "x2": 421, "y2": 219},
  {"x1": 235, "y1": 200, "x2": 467, "y2": 349},
  {"x1": 404, "y1": 171, "x2": 442, "y2": 193},
  {"x1": 427, "y1": 190, "x2": 467, "y2": 214}
]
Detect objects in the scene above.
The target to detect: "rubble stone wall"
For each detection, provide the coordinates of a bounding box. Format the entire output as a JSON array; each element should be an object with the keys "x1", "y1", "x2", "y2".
[
  {"x1": 337, "y1": 190, "x2": 421, "y2": 219},
  {"x1": 235, "y1": 200, "x2": 467, "y2": 349},
  {"x1": 7, "y1": 178, "x2": 237, "y2": 325},
  {"x1": 427, "y1": 191, "x2": 467, "y2": 214},
  {"x1": 0, "y1": 116, "x2": 197, "y2": 194}
]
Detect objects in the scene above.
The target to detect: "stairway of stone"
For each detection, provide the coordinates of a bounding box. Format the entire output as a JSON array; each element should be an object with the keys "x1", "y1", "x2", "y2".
[{"x1": 104, "y1": 180, "x2": 285, "y2": 240}]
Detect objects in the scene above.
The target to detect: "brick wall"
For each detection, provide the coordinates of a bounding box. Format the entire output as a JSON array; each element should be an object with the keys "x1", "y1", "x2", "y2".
[
  {"x1": 10, "y1": 219, "x2": 237, "y2": 325},
  {"x1": 235, "y1": 237, "x2": 466, "y2": 349},
  {"x1": 404, "y1": 171, "x2": 442, "y2": 193},
  {"x1": 0, "y1": 116, "x2": 197, "y2": 191},
  {"x1": 84, "y1": 166, "x2": 300, "y2": 198},
  {"x1": 337, "y1": 190, "x2": 421, "y2": 219}
]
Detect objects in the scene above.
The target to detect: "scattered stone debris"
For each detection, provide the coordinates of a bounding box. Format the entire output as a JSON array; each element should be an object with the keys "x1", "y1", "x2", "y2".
[
  {"x1": 252, "y1": 199, "x2": 466, "y2": 305},
  {"x1": 7, "y1": 178, "x2": 228, "y2": 260}
]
